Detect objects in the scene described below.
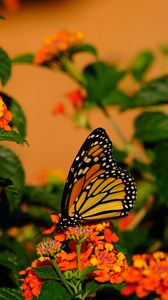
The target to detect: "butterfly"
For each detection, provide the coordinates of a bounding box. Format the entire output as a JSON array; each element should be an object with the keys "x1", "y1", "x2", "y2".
[{"x1": 52, "y1": 127, "x2": 136, "y2": 232}]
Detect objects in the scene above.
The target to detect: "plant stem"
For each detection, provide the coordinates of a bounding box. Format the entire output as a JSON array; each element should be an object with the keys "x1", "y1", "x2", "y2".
[
  {"x1": 51, "y1": 258, "x2": 74, "y2": 296},
  {"x1": 76, "y1": 243, "x2": 81, "y2": 272},
  {"x1": 99, "y1": 103, "x2": 146, "y2": 162},
  {"x1": 60, "y1": 57, "x2": 87, "y2": 86},
  {"x1": 99, "y1": 103, "x2": 128, "y2": 145}
]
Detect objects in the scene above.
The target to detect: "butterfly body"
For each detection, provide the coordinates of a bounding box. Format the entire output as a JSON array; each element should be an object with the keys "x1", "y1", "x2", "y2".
[{"x1": 55, "y1": 128, "x2": 136, "y2": 231}]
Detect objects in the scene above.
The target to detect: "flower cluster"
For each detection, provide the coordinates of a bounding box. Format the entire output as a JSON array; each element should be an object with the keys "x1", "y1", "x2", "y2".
[
  {"x1": 20, "y1": 218, "x2": 128, "y2": 300},
  {"x1": 0, "y1": 96, "x2": 12, "y2": 131},
  {"x1": 121, "y1": 251, "x2": 168, "y2": 300},
  {"x1": 34, "y1": 30, "x2": 85, "y2": 65}
]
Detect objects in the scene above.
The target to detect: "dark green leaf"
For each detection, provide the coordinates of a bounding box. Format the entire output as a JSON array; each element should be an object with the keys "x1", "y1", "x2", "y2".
[
  {"x1": 0, "y1": 48, "x2": 12, "y2": 86},
  {"x1": 122, "y1": 75, "x2": 168, "y2": 109},
  {"x1": 0, "y1": 92, "x2": 26, "y2": 138},
  {"x1": 80, "y1": 266, "x2": 99, "y2": 281},
  {"x1": 23, "y1": 185, "x2": 62, "y2": 211},
  {"x1": 68, "y1": 43, "x2": 97, "y2": 58},
  {"x1": 134, "y1": 111, "x2": 168, "y2": 142},
  {"x1": 12, "y1": 53, "x2": 35, "y2": 64},
  {"x1": 0, "y1": 251, "x2": 18, "y2": 270},
  {"x1": 0, "y1": 16, "x2": 5, "y2": 20},
  {"x1": 134, "y1": 181, "x2": 155, "y2": 210},
  {"x1": 0, "y1": 235, "x2": 30, "y2": 269},
  {"x1": 83, "y1": 61, "x2": 126, "y2": 104},
  {"x1": 33, "y1": 266, "x2": 60, "y2": 280},
  {"x1": 86, "y1": 281, "x2": 125, "y2": 295},
  {"x1": 38, "y1": 281, "x2": 71, "y2": 300},
  {"x1": 0, "y1": 288, "x2": 22, "y2": 300},
  {"x1": 0, "y1": 130, "x2": 25, "y2": 144},
  {"x1": 130, "y1": 51, "x2": 154, "y2": 82},
  {"x1": 0, "y1": 146, "x2": 25, "y2": 209},
  {"x1": 113, "y1": 147, "x2": 127, "y2": 164},
  {"x1": 152, "y1": 141, "x2": 168, "y2": 202}
]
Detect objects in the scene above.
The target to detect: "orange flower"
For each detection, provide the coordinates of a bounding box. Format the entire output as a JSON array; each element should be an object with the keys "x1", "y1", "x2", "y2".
[
  {"x1": 34, "y1": 31, "x2": 85, "y2": 65},
  {"x1": 0, "y1": 96, "x2": 12, "y2": 131},
  {"x1": 19, "y1": 268, "x2": 42, "y2": 300},
  {"x1": 53, "y1": 103, "x2": 65, "y2": 115},
  {"x1": 121, "y1": 251, "x2": 168, "y2": 300},
  {"x1": 20, "y1": 219, "x2": 128, "y2": 299},
  {"x1": 66, "y1": 89, "x2": 85, "y2": 107}
]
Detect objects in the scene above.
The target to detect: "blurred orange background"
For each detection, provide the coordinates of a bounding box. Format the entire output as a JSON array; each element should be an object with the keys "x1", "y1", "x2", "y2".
[{"x1": 1, "y1": 0, "x2": 167, "y2": 183}]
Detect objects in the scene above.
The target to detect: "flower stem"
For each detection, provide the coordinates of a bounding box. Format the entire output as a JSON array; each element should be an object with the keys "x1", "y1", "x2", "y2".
[
  {"x1": 60, "y1": 57, "x2": 87, "y2": 86},
  {"x1": 51, "y1": 258, "x2": 74, "y2": 296},
  {"x1": 98, "y1": 103, "x2": 146, "y2": 162},
  {"x1": 76, "y1": 243, "x2": 81, "y2": 272}
]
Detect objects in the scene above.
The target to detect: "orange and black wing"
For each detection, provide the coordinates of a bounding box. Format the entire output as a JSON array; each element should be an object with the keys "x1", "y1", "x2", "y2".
[{"x1": 61, "y1": 128, "x2": 136, "y2": 221}]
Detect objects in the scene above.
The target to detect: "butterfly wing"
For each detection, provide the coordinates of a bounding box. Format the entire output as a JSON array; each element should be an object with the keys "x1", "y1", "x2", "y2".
[{"x1": 61, "y1": 128, "x2": 136, "y2": 221}]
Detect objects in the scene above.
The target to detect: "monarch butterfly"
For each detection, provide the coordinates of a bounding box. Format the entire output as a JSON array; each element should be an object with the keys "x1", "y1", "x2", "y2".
[{"x1": 53, "y1": 127, "x2": 136, "y2": 232}]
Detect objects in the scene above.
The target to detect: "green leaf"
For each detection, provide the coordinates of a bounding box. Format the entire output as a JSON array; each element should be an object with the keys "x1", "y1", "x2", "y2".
[
  {"x1": 0, "y1": 235, "x2": 30, "y2": 269},
  {"x1": 130, "y1": 51, "x2": 154, "y2": 82},
  {"x1": 80, "y1": 266, "x2": 99, "y2": 281},
  {"x1": 33, "y1": 266, "x2": 60, "y2": 280},
  {"x1": 0, "y1": 251, "x2": 18, "y2": 270},
  {"x1": 0, "y1": 130, "x2": 25, "y2": 144},
  {"x1": 68, "y1": 43, "x2": 97, "y2": 58},
  {"x1": 122, "y1": 75, "x2": 168, "y2": 109},
  {"x1": 83, "y1": 61, "x2": 126, "y2": 104},
  {"x1": 0, "y1": 48, "x2": 12, "y2": 86},
  {"x1": 113, "y1": 147, "x2": 127, "y2": 164},
  {"x1": 159, "y1": 44, "x2": 168, "y2": 56},
  {"x1": 38, "y1": 281, "x2": 71, "y2": 300},
  {"x1": 0, "y1": 16, "x2": 5, "y2": 20},
  {"x1": 86, "y1": 281, "x2": 125, "y2": 296},
  {"x1": 134, "y1": 111, "x2": 168, "y2": 142},
  {"x1": 12, "y1": 53, "x2": 35, "y2": 64},
  {"x1": 0, "y1": 92, "x2": 26, "y2": 138},
  {"x1": 23, "y1": 185, "x2": 62, "y2": 211},
  {"x1": 152, "y1": 141, "x2": 168, "y2": 202},
  {"x1": 0, "y1": 146, "x2": 25, "y2": 209},
  {"x1": 0, "y1": 288, "x2": 22, "y2": 300}
]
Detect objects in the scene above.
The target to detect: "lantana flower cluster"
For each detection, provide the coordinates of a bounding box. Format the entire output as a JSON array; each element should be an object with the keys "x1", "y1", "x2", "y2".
[
  {"x1": 34, "y1": 30, "x2": 85, "y2": 65},
  {"x1": 121, "y1": 251, "x2": 168, "y2": 300},
  {"x1": 0, "y1": 96, "x2": 12, "y2": 131},
  {"x1": 20, "y1": 216, "x2": 128, "y2": 300}
]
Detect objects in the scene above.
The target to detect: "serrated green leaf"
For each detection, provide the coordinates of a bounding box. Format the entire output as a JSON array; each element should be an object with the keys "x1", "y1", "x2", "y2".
[
  {"x1": 130, "y1": 50, "x2": 154, "y2": 82},
  {"x1": 33, "y1": 266, "x2": 60, "y2": 280},
  {"x1": 0, "y1": 92, "x2": 26, "y2": 138},
  {"x1": 0, "y1": 130, "x2": 25, "y2": 144},
  {"x1": 152, "y1": 141, "x2": 168, "y2": 202},
  {"x1": 12, "y1": 53, "x2": 35, "y2": 64},
  {"x1": 0, "y1": 146, "x2": 25, "y2": 209},
  {"x1": 122, "y1": 75, "x2": 168, "y2": 109},
  {"x1": 0, "y1": 288, "x2": 22, "y2": 300},
  {"x1": 134, "y1": 111, "x2": 168, "y2": 142},
  {"x1": 0, "y1": 48, "x2": 12, "y2": 86},
  {"x1": 68, "y1": 43, "x2": 97, "y2": 58},
  {"x1": 83, "y1": 61, "x2": 126, "y2": 105},
  {"x1": 38, "y1": 281, "x2": 71, "y2": 300},
  {"x1": 80, "y1": 266, "x2": 99, "y2": 281},
  {"x1": 0, "y1": 251, "x2": 18, "y2": 270}
]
